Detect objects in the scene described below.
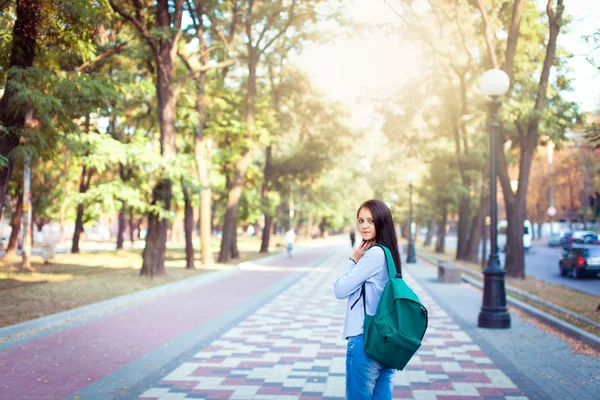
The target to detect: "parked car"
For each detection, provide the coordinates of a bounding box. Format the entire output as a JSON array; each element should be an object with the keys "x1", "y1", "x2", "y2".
[
  {"x1": 559, "y1": 245, "x2": 600, "y2": 279},
  {"x1": 562, "y1": 230, "x2": 599, "y2": 249},
  {"x1": 497, "y1": 219, "x2": 533, "y2": 252},
  {"x1": 548, "y1": 231, "x2": 561, "y2": 247},
  {"x1": 560, "y1": 231, "x2": 574, "y2": 249},
  {"x1": 578, "y1": 233, "x2": 599, "y2": 245}
]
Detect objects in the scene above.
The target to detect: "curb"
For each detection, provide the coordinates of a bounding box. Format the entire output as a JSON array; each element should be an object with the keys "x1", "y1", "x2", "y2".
[{"x1": 417, "y1": 253, "x2": 600, "y2": 352}]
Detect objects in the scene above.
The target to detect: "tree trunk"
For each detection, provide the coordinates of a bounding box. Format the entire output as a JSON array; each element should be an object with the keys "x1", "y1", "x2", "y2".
[
  {"x1": 218, "y1": 49, "x2": 258, "y2": 263},
  {"x1": 465, "y1": 199, "x2": 487, "y2": 262},
  {"x1": 401, "y1": 222, "x2": 409, "y2": 239},
  {"x1": 423, "y1": 217, "x2": 434, "y2": 247},
  {"x1": 435, "y1": 207, "x2": 448, "y2": 254},
  {"x1": 170, "y1": 209, "x2": 183, "y2": 245},
  {"x1": 232, "y1": 231, "x2": 239, "y2": 259},
  {"x1": 193, "y1": 116, "x2": 214, "y2": 265},
  {"x1": 261, "y1": 216, "x2": 273, "y2": 253},
  {"x1": 128, "y1": 208, "x2": 135, "y2": 245},
  {"x1": 189, "y1": 12, "x2": 214, "y2": 268},
  {"x1": 72, "y1": 202, "x2": 85, "y2": 254},
  {"x1": 456, "y1": 194, "x2": 470, "y2": 260},
  {"x1": 141, "y1": 180, "x2": 172, "y2": 276},
  {"x1": 465, "y1": 168, "x2": 489, "y2": 262},
  {"x1": 116, "y1": 154, "x2": 127, "y2": 250},
  {"x1": 501, "y1": 0, "x2": 563, "y2": 279},
  {"x1": 4, "y1": 192, "x2": 23, "y2": 258},
  {"x1": 116, "y1": 203, "x2": 126, "y2": 250},
  {"x1": 0, "y1": 0, "x2": 41, "y2": 220},
  {"x1": 71, "y1": 166, "x2": 93, "y2": 254},
  {"x1": 140, "y1": 5, "x2": 181, "y2": 276},
  {"x1": 260, "y1": 145, "x2": 273, "y2": 253},
  {"x1": 182, "y1": 180, "x2": 195, "y2": 269},
  {"x1": 504, "y1": 196, "x2": 526, "y2": 278}
]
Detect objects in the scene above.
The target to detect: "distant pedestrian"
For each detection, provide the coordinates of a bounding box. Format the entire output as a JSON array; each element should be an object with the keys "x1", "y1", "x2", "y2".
[
  {"x1": 284, "y1": 228, "x2": 296, "y2": 258},
  {"x1": 334, "y1": 199, "x2": 401, "y2": 400},
  {"x1": 349, "y1": 230, "x2": 356, "y2": 248}
]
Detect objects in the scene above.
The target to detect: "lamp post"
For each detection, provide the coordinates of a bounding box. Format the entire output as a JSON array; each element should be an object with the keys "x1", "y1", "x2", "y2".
[
  {"x1": 390, "y1": 193, "x2": 399, "y2": 237},
  {"x1": 406, "y1": 172, "x2": 417, "y2": 264},
  {"x1": 478, "y1": 69, "x2": 511, "y2": 329},
  {"x1": 547, "y1": 206, "x2": 556, "y2": 234}
]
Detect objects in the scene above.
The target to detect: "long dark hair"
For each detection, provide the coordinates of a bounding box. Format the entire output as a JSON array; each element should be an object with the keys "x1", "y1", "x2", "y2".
[{"x1": 357, "y1": 199, "x2": 402, "y2": 275}]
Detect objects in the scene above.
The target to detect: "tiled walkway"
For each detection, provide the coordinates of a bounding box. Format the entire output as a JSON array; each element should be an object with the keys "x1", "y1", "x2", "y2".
[{"x1": 137, "y1": 250, "x2": 529, "y2": 400}]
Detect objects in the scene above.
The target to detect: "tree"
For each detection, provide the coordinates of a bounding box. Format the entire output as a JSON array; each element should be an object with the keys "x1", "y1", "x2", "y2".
[
  {"x1": 381, "y1": 0, "x2": 488, "y2": 262},
  {"x1": 218, "y1": 0, "x2": 328, "y2": 262},
  {"x1": 178, "y1": 0, "x2": 238, "y2": 267},
  {"x1": 109, "y1": 0, "x2": 185, "y2": 276},
  {"x1": 475, "y1": 0, "x2": 579, "y2": 278},
  {"x1": 0, "y1": 0, "x2": 41, "y2": 220}
]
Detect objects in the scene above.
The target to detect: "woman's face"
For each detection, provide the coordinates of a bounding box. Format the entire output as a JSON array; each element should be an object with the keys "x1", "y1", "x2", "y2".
[{"x1": 357, "y1": 207, "x2": 376, "y2": 241}]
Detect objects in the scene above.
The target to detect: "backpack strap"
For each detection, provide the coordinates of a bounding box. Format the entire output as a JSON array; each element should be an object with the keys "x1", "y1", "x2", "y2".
[
  {"x1": 349, "y1": 245, "x2": 401, "y2": 316},
  {"x1": 371, "y1": 244, "x2": 401, "y2": 279},
  {"x1": 350, "y1": 282, "x2": 366, "y2": 315}
]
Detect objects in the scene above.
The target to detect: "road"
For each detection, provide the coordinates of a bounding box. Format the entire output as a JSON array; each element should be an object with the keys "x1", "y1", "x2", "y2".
[{"x1": 434, "y1": 235, "x2": 600, "y2": 297}]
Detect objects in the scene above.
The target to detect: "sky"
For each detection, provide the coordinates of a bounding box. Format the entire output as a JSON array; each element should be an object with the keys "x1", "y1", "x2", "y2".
[{"x1": 298, "y1": 0, "x2": 600, "y2": 117}]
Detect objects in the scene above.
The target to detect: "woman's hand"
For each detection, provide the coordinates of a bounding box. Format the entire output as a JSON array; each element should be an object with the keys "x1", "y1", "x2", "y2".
[{"x1": 352, "y1": 239, "x2": 375, "y2": 263}]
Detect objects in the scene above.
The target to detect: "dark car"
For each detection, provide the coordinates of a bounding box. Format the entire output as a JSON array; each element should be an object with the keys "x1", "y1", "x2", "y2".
[
  {"x1": 559, "y1": 245, "x2": 600, "y2": 279},
  {"x1": 580, "y1": 233, "x2": 600, "y2": 245},
  {"x1": 560, "y1": 232, "x2": 574, "y2": 249}
]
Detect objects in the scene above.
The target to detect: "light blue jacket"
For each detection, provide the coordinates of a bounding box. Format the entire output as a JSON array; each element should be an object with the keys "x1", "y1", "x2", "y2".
[{"x1": 334, "y1": 246, "x2": 388, "y2": 339}]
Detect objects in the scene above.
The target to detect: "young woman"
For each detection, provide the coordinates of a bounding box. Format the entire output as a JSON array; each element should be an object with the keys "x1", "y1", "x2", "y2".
[{"x1": 334, "y1": 199, "x2": 402, "y2": 400}]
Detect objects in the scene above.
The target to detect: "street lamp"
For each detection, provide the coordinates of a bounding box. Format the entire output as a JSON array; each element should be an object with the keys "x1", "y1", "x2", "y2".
[
  {"x1": 547, "y1": 206, "x2": 557, "y2": 234},
  {"x1": 406, "y1": 172, "x2": 417, "y2": 264},
  {"x1": 478, "y1": 68, "x2": 511, "y2": 329}
]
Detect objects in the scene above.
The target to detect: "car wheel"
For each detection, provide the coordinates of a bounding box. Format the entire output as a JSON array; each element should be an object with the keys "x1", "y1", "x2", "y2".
[
  {"x1": 573, "y1": 268, "x2": 584, "y2": 279},
  {"x1": 560, "y1": 265, "x2": 567, "y2": 276}
]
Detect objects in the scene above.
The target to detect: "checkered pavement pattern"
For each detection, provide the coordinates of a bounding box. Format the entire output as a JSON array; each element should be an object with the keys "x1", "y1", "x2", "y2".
[{"x1": 137, "y1": 252, "x2": 529, "y2": 400}]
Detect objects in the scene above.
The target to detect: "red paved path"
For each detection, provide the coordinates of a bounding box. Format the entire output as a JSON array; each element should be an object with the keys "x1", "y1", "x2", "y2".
[{"x1": 0, "y1": 246, "x2": 332, "y2": 400}]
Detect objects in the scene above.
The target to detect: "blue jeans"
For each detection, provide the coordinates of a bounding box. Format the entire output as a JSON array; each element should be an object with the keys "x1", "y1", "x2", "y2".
[{"x1": 346, "y1": 335, "x2": 396, "y2": 400}]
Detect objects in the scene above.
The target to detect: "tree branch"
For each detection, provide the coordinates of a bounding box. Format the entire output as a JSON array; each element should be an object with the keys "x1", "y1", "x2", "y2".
[
  {"x1": 258, "y1": 0, "x2": 297, "y2": 55},
  {"x1": 75, "y1": 43, "x2": 126, "y2": 72},
  {"x1": 525, "y1": 0, "x2": 563, "y2": 137},
  {"x1": 474, "y1": 0, "x2": 499, "y2": 68},
  {"x1": 383, "y1": 0, "x2": 462, "y2": 76},
  {"x1": 108, "y1": 0, "x2": 158, "y2": 56},
  {"x1": 255, "y1": 7, "x2": 281, "y2": 49},
  {"x1": 426, "y1": 0, "x2": 446, "y2": 37},
  {"x1": 502, "y1": 0, "x2": 525, "y2": 80},
  {"x1": 245, "y1": 0, "x2": 255, "y2": 46},
  {"x1": 177, "y1": 52, "x2": 237, "y2": 88},
  {"x1": 454, "y1": 1, "x2": 473, "y2": 67},
  {"x1": 496, "y1": 129, "x2": 514, "y2": 204},
  {"x1": 174, "y1": 0, "x2": 184, "y2": 29}
]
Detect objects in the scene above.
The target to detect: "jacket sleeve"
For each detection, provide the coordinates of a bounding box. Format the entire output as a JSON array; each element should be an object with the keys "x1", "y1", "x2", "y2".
[{"x1": 334, "y1": 246, "x2": 385, "y2": 299}]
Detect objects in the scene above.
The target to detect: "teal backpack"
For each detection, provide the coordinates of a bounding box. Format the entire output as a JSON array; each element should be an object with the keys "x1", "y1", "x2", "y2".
[{"x1": 353, "y1": 244, "x2": 428, "y2": 370}]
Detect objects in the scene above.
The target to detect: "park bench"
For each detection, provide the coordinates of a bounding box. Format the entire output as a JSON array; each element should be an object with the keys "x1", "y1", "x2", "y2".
[{"x1": 437, "y1": 260, "x2": 462, "y2": 283}]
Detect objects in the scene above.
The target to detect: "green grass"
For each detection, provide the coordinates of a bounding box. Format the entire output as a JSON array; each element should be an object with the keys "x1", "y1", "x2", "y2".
[{"x1": 0, "y1": 235, "x2": 287, "y2": 328}]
